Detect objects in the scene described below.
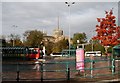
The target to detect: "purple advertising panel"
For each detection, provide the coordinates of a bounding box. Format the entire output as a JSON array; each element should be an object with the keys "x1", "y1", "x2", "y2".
[{"x1": 76, "y1": 48, "x2": 85, "y2": 72}]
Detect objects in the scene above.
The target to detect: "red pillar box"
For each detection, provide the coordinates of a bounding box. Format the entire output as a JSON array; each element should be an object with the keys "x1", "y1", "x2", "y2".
[{"x1": 76, "y1": 48, "x2": 85, "y2": 72}]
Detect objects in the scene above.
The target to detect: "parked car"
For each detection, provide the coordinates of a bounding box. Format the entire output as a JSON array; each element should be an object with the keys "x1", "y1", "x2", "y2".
[
  {"x1": 50, "y1": 52, "x2": 68, "y2": 57},
  {"x1": 85, "y1": 51, "x2": 102, "y2": 57},
  {"x1": 50, "y1": 52, "x2": 62, "y2": 57}
]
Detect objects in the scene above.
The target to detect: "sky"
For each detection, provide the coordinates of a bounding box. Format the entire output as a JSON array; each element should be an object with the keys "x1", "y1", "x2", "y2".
[{"x1": 1, "y1": 1, "x2": 119, "y2": 41}]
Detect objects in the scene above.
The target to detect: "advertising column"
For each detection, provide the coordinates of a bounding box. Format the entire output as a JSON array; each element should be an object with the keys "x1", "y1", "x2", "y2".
[{"x1": 76, "y1": 48, "x2": 85, "y2": 72}]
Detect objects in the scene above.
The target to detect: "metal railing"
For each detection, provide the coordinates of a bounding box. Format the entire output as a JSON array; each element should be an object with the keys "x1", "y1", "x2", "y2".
[{"x1": 2, "y1": 58, "x2": 120, "y2": 82}]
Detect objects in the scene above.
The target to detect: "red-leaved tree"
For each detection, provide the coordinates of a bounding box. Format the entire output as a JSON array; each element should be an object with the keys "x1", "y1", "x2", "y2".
[{"x1": 93, "y1": 9, "x2": 120, "y2": 53}]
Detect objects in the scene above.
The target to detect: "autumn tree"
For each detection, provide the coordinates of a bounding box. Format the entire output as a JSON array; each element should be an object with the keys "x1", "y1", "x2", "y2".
[
  {"x1": 0, "y1": 39, "x2": 6, "y2": 47},
  {"x1": 93, "y1": 9, "x2": 120, "y2": 53},
  {"x1": 7, "y1": 34, "x2": 23, "y2": 46},
  {"x1": 45, "y1": 41, "x2": 54, "y2": 55},
  {"x1": 23, "y1": 30, "x2": 43, "y2": 47},
  {"x1": 72, "y1": 32, "x2": 87, "y2": 48},
  {"x1": 52, "y1": 38, "x2": 69, "y2": 53}
]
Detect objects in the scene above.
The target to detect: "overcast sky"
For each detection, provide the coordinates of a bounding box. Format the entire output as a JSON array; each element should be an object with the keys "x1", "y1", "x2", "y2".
[{"x1": 1, "y1": 2, "x2": 119, "y2": 40}]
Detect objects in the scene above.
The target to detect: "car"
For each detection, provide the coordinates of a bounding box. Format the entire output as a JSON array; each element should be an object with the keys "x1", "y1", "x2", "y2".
[
  {"x1": 50, "y1": 52, "x2": 62, "y2": 57},
  {"x1": 85, "y1": 51, "x2": 102, "y2": 57},
  {"x1": 50, "y1": 52, "x2": 68, "y2": 57}
]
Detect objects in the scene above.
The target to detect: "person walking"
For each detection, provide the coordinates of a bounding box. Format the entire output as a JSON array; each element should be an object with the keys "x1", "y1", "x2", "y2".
[{"x1": 33, "y1": 59, "x2": 40, "y2": 71}]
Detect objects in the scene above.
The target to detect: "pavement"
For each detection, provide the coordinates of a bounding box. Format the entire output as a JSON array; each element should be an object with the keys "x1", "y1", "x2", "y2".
[
  {"x1": 1, "y1": 79, "x2": 120, "y2": 83},
  {"x1": 1, "y1": 77, "x2": 120, "y2": 83}
]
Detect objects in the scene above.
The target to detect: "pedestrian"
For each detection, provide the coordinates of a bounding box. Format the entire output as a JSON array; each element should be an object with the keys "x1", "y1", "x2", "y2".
[
  {"x1": 33, "y1": 60, "x2": 40, "y2": 71},
  {"x1": 40, "y1": 50, "x2": 44, "y2": 59}
]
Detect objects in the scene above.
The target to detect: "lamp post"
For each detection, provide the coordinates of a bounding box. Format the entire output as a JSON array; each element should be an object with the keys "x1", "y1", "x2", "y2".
[
  {"x1": 90, "y1": 30, "x2": 95, "y2": 51},
  {"x1": 12, "y1": 25, "x2": 17, "y2": 46},
  {"x1": 65, "y1": 2, "x2": 75, "y2": 57},
  {"x1": 92, "y1": 32, "x2": 94, "y2": 51}
]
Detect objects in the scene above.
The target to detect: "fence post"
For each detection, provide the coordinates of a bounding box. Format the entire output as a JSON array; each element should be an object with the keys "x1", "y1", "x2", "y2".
[
  {"x1": 16, "y1": 60, "x2": 19, "y2": 82},
  {"x1": 90, "y1": 60, "x2": 93, "y2": 78},
  {"x1": 112, "y1": 58, "x2": 115, "y2": 75},
  {"x1": 16, "y1": 71, "x2": 19, "y2": 82},
  {"x1": 67, "y1": 68, "x2": 70, "y2": 81},
  {"x1": 41, "y1": 62, "x2": 43, "y2": 82},
  {"x1": 66, "y1": 62, "x2": 70, "y2": 81}
]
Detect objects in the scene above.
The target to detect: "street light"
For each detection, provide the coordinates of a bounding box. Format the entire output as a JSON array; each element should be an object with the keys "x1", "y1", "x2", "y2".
[
  {"x1": 12, "y1": 25, "x2": 17, "y2": 46},
  {"x1": 90, "y1": 30, "x2": 95, "y2": 51},
  {"x1": 65, "y1": 2, "x2": 75, "y2": 57}
]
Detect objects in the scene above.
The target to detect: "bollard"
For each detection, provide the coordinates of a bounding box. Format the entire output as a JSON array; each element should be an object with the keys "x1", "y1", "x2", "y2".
[
  {"x1": 67, "y1": 68, "x2": 70, "y2": 81},
  {"x1": 16, "y1": 71, "x2": 19, "y2": 82},
  {"x1": 40, "y1": 62, "x2": 43, "y2": 82}
]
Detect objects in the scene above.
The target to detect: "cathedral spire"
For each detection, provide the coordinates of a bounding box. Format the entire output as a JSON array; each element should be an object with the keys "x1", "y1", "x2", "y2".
[{"x1": 58, "y1": 16, "x2": 59, "y2": 29}]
